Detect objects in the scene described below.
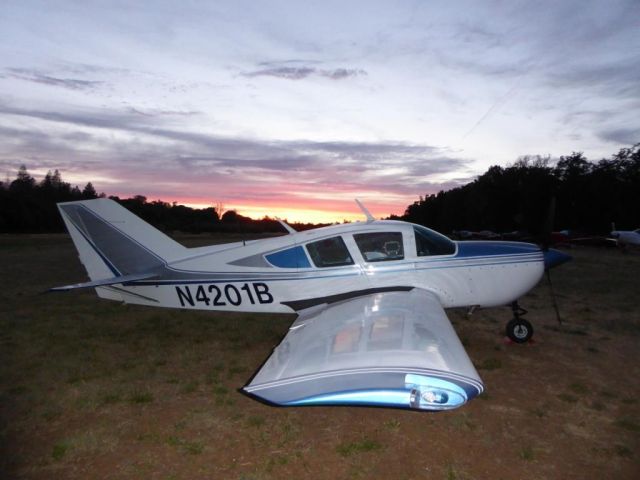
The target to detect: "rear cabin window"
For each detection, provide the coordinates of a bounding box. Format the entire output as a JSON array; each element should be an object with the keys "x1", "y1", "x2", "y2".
[
  {"x1": 414, "y1": 225, "x2": 456, "y2": 256},
  {"x1": 306, "y1": 236, "x2": 354, "y2": 268},
  {"x1": 265, "y1": 246, "x2": 311, "y2": 268},
  {"x1": 354, "y1": 232, "x2": 404, "y2": 262}
]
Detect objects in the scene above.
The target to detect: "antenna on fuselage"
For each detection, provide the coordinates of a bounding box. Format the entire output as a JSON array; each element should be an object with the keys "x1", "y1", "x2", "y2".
[
  {"x1": 276, "y1": 217, "x2": 296, "y2": 234},
  {"x1": 355, "y1": 199, "x2": 375, "y2": 223}
]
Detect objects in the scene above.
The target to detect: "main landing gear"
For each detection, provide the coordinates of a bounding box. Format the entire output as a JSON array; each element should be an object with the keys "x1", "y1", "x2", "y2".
[{"x1": 505, "y1": 301, "x2": 533, "y2": 343}]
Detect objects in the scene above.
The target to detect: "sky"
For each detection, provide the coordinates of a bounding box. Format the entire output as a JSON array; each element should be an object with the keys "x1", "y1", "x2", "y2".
[{"x1": 1, "y1": 0, "x2": 638, "y2": 223}]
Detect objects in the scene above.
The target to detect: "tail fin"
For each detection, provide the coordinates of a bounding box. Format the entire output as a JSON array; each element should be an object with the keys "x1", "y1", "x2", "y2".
[{"x1": 58, "y1": 199, "x2": 187, "y2": 284}]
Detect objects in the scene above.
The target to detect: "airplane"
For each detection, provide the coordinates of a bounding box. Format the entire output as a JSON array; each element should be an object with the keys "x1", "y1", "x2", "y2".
[
  {"x1": 52, "y1": 198, "x2": 571, "y2": 412},
  {"x1": 610, "y1": 226, "x2": 640, "y2": 249}
]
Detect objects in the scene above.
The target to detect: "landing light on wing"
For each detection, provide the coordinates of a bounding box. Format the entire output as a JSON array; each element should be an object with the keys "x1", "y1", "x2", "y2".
[{"x1": 406, "y1": 374, "x2": 467, "y2": 409}]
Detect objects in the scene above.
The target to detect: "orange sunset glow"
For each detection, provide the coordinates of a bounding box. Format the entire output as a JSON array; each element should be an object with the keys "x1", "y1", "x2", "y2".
[{"x1": 171, "y1": 197, "x2": 404, "y2": 224}]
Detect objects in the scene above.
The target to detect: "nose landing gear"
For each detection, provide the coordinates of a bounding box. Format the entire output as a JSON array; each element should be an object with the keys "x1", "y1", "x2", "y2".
[{"x1": 506, "y1": 301, "x2": 533, "y2": 343}]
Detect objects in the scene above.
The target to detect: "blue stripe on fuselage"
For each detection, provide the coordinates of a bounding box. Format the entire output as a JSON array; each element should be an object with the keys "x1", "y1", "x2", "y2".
[{"x1": 454, "y1": 240, "x2": 541, "y2": 258}]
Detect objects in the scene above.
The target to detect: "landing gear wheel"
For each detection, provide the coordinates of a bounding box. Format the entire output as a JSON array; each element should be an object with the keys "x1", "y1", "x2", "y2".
[{"x1": 506, "y1": 317, "x2": 533, "y2": 343}]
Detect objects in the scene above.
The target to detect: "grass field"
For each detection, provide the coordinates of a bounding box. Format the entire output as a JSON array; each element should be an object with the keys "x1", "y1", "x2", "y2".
[{"x1": 1, "y1": 234, "x2": 639, "y2": 479}]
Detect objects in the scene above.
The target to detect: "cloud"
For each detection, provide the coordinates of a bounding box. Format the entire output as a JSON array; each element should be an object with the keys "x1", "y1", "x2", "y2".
[
  {"x1": 244, "y1": 66, "x2": 316, "y2": 80},
  {"x1": 6, "y1": 68, "x2": 102, "y2": 90},
  {"x1": 242, "y1": 64, "x2": 366, "y2": 80},
  {"x1": 560, "y1": 109, "x2": 616, "y2": 125},
  {"x1": 127, "y1": 107, "x2": 201, "y2": 117},
  {"x1": 320, "y1": 68, "x2": 366, "y2": 80},
  {"x1": 429, "y1": 2, "x2": 639, "y2": 102},
  {"x1": 0, "y1": 103, "x2": 472, "y2": 210},
  {"x1": 58, "y1": 63, "x2": 130, "y2": 76},
  {"x1": 547, "y1": 60, "x2": 640, "y2": 100},
  {"x1": 598, "y1": 128, "x2": 640, "y2": 145}
]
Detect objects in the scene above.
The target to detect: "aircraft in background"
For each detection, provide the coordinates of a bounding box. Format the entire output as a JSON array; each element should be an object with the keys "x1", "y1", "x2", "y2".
[
  {"x1": 451, "y1": 230, "x2": 501, "y2": 240},
  {"x1": 52, "y1": 199, "x2": 570, "y2": 412},
  {"x1": 547, "y1": 230, "x2": 612, "y2": 248},
  {"x1": 610, "y1": 226, "x2": 640, "y2": 249},
  {"x1": 502, "y1": 229, "x2": 613, "y2": 248}
]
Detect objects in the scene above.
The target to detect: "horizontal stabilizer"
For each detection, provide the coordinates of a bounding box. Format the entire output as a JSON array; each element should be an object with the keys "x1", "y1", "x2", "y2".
[{"x1": 50, "y1": 272, "x2": 157, "y2": 292}]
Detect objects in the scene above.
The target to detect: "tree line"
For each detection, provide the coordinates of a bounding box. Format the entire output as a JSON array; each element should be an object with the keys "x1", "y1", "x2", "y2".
[
  {"x1": 401, "y1": 144, "x2": 640, "y2": 235},
  {"x1": 0, "y1": 166, "x2": 323, "y2": 234},
  {"x1": 1, "y1": 143, "x2": 638, "y2": 235}
]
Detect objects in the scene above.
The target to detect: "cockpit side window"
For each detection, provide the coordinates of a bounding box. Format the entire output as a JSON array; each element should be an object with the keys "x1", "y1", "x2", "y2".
[
  {"x1": 354, "y1": 232, "x2": 404, "y2": 262},
  {"x1": 414, "y1": 226, "x2": 456, "y2": 256},
  {"x1": 306, "y1": 236, "x2": 354, "y2": 268}
]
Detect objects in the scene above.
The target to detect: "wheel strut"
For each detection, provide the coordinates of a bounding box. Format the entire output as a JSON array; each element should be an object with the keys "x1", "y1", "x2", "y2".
[
  {"x1": 510, "y1": 301, "x2": 528, "y2": 319},
  {"x1": 506, "y1": 301, "x2": 533, "y2": 343}
]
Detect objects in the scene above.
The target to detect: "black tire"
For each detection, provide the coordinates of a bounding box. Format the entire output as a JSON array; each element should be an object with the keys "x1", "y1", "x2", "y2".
[{"x1": 506, "y1": 317, "x2": 533, "y2": 343}]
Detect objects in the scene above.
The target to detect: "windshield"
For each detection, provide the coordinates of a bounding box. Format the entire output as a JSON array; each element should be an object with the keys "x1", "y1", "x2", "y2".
[{"x1": 414, "y1": 225, "x2": 456, "y2": 256}]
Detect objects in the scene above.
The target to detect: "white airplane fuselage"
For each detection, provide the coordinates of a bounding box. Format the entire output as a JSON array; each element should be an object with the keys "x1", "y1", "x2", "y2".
[
  {"x1": 56, "y1": 199, "x2": 573, "y2": 411},
  {"x1": 93, "y1": 220, "x2": 548, "y2": 314}
]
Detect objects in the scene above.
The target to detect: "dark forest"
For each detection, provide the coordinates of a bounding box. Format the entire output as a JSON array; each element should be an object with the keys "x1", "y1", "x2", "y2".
[
  {"x1": 401, "y1": 144, "x2": 639, "y2": 235},
  {"x1": 1, "y1": 143, "x2": 638, "y2": 235}
]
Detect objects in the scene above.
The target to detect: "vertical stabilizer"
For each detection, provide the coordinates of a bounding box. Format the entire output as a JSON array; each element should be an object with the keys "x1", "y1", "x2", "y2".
[{"x1": 58, "y1": 199, "x2": 187, "y2": 282}]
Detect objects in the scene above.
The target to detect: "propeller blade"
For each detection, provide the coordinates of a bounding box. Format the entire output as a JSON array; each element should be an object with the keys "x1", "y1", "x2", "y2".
[{"x1": 545, "y1": 269, "x2": 562, "y2": 325}]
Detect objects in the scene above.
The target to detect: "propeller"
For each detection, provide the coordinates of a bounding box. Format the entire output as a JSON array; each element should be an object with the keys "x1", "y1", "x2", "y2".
[
  {"x1": 539, "y1": 195, "x2": 568, "y2": 325},
  {"x1": 545, "y1": 268, "x2": 563, "y2": 325}
]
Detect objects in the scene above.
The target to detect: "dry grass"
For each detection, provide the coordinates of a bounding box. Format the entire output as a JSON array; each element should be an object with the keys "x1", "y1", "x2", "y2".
[{"x1": 1, "y1": 235, "x2": 639, "y2": 479}]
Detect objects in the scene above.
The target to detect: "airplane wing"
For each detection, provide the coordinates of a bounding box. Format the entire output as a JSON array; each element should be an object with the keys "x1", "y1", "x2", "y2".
[{"x1": 243, "y1": 289, "x2": 483, "y2": 411}]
